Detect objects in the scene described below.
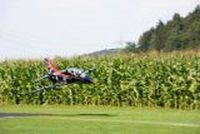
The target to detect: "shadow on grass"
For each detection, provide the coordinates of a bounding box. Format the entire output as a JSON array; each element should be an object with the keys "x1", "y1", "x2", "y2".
[{"x1": 0, "y1": 113, "x2": 116, "y2": 118}]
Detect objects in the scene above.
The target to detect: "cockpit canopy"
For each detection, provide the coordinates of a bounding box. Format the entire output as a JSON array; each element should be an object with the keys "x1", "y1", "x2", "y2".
[
  {"x1": 61, "y1": 67, "x2": 94, "y2": 83},
  {"x1": 66, "y1": 68, "x2": 84, "y2": 76}
]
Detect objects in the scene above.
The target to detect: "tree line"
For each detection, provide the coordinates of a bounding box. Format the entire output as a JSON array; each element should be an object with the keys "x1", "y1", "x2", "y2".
[{"x1": 124, "y1": 5, "x2": 200, "y2": 52}]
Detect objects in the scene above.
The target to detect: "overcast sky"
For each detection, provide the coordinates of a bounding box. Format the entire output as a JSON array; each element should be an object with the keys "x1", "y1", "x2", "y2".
[{"x1": 0, "y1": 0, "x2": 199, "y2": 59}]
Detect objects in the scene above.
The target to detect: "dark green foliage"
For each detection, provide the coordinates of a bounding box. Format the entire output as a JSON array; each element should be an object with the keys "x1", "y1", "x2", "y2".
[
  {"x1": 137, "y1": 5, "x2": 200, "y2": 51},
  {"x1": 124, "y1": 42, "x2": 137, "y2": 52}
]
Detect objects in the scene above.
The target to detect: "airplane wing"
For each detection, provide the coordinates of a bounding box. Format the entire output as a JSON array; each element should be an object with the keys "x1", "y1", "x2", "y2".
[
  {"x1": 32, "y1": 74, "x2": 49, "y2": 83},
  {"x1": 30, "y1": 83, "x2": 65, "y2": 94}
]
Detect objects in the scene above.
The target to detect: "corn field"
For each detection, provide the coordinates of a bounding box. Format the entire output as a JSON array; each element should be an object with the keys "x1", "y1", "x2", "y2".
[{"x1": 0, "y1": 52, "x2": 200, "y2": 109}]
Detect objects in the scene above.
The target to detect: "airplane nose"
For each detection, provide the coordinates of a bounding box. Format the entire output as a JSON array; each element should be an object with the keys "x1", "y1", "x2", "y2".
[
  {"x1": 84, "y1": 76, "x2": 93, "y2": 83},
  {"x1": 80, "y1": 73, "x2": 93, "y2": 83}
]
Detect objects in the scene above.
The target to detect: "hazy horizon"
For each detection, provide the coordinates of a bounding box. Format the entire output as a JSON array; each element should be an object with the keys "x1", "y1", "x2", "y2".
[{"x1": 0, "y1": 0, "x2": 199, "y2": 60}]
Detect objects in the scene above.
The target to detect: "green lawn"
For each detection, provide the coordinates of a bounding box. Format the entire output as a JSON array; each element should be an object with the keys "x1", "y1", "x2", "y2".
[{"x1": 0, "y1": 105, "x2": 199, "y2": 134}]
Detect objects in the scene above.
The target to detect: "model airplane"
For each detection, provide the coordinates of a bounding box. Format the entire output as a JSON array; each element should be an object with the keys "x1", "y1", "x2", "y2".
[{"x1": 31, "y1": 58, "x2": 95, "y2": 93}]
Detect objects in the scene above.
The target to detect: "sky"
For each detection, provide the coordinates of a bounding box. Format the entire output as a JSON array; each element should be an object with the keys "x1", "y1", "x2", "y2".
[{"x1": 0, "y1": 0, "x2": 199, "y2": 59}]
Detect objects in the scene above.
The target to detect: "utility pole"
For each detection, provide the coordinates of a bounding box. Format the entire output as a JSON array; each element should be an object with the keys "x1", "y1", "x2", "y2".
[{"x1": 120, "y1": 32, "x2": 125, "y2": 47}]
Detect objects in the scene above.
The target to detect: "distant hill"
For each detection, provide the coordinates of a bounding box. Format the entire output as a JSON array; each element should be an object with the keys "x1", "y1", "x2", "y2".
[{"x1": 86, "y1": 48, "x2": 121, "y2": 56}]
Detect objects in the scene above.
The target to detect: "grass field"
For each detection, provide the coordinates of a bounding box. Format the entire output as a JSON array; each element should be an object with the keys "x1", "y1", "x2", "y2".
[{"x1": 0, "y1": 105, "x2": 199, "y2": 134}]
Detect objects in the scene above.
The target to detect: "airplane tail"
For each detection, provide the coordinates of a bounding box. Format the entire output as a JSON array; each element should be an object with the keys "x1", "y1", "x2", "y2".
[
  {"x1": 44, "y1": 58, "x2": 59, "y2": 74},
  {"x1": 32, "y1": 58, "x2": 60, "y2": 83}
]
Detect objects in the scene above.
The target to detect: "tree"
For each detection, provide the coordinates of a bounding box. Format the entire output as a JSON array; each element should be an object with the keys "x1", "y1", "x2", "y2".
[
  {"x1": 124, "y1": 42, "x2": 137, "y2": 52},
  {"x1": 138, "y1": 28, "x2": 155, "y2": 51},
  {"x1": 153, "y1": 20, "x2": 165, "y2": 51}
]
